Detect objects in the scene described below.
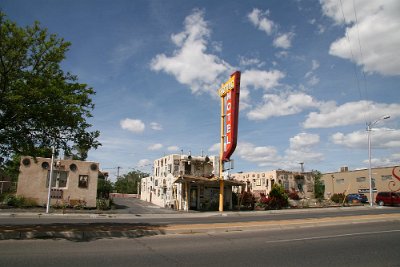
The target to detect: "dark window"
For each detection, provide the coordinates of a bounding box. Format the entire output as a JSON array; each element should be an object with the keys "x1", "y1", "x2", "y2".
[
  {"x1": 78, "y1": 175, "x2": 89, "y2": 188},
  {"x1": 185, "y1": 162, "x2": 191, "y2": 175}
]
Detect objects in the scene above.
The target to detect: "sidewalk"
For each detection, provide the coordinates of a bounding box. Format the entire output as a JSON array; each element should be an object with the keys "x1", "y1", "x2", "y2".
[{"x1": 1, "y1": 206, "x2": 399, "y2": 241}]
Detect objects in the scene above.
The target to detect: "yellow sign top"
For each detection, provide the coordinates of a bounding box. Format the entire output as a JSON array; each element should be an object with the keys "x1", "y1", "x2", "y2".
[{"x1": 218, "y1": 75, "x2": 235, "y2": 97}]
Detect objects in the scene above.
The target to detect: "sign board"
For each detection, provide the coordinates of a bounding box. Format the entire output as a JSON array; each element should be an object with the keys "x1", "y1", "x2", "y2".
[
  {"x1": 219, "y1": 71, "x2": 241, "y2": 162},
  {"x1": 358, "y1": 188, "x2": 377, "y2": 194}
]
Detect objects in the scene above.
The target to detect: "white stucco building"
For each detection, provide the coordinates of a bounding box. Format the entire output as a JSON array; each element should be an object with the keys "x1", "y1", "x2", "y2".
[
  {"x1": 140, "y1": 154, "x2": 243, "y2": 211},
  {"x1": 231, "y1": 170, "x2": 315, "y2": 199}
]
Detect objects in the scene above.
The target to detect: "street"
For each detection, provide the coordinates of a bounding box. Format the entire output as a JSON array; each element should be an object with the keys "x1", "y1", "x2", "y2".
[{"x1": 0, "y1": 221, "x2": 399, "y2": 267}]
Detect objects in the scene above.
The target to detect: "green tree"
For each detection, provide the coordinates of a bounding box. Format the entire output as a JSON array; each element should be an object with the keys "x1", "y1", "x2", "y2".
[
  {"x1": 114, "y1": 170, "x2": 148, "y2": 194},
  {"x1": 97, "y1": 177, "x2": 113, "y2": 199},
  {"x1": 0, "y1": 12, "x2": 100, "y2": 159},
  {"x1": 313, "y1": 170, "x2": 325, "y2": 200}
]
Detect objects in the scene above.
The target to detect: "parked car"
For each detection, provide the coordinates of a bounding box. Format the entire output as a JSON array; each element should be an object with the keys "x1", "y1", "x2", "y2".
[
  {"x1": 346, "y1": 193, "x2": 368, "y2": 203},
  {"x1": 375, "y1": 191, "x2": 400, "y2": 206}
]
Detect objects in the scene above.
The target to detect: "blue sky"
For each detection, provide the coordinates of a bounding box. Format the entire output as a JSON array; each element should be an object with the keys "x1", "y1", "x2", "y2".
[{"x1": 3, "y1": 0, "x2": 400, "y2": 180}]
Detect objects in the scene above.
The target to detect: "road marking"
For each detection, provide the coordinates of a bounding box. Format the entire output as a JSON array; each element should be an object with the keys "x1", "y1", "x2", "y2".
[{"x1": 265, "y1": 229, "x2": 400, "y2": 243}]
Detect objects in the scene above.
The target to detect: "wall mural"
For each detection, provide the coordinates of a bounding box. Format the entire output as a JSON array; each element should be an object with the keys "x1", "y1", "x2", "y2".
[{"x1": 389, "y1": 166, "x2": 400, "y2": 192}]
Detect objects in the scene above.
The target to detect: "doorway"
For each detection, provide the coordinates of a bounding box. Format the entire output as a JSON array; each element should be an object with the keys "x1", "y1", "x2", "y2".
[{"x1": 190, "y1": 187, "x2": 198, "y2": 210}]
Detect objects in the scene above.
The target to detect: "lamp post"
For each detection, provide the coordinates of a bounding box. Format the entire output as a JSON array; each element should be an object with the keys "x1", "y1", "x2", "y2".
[
  {"x1": 367, "y1": 115, "x2": 390, "y2": 207},
  {"x1": 46, "y1": 146, "x2": 55, "y2": 214}
]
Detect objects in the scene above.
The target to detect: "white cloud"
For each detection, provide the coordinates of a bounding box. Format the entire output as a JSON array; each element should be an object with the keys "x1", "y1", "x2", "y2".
[
  {"x1": 167, "y1": 146, "x2": 180, "y2": 152},
  {"x1": 285, "y1": 133, "x2": 323, "y2": 163},
  {"x1": 248, "y1": 8, "x2": 275, "y2": 35},
  {"x1": 237, "y1": 142, "x2": 280, "y2": 164},
  {"x1": 247, "y1": 92, "x2": 320, "y2": 120},
  {"x1": 273, "y1": 32, "x2": 295, "y2": 49},
  {"x1": 238, "y1": 56, "x2": 265, "y2": 68},
  {"x1": 236, "y1": 134, "x2": 323, "y2": 169},
  {"x1": 304, "y1": 60, "x2": 320, "y2": 85},
  {"x1": 137, "y1": 159, "x2": 151, "y2": 167},
  {"x1": 303, "y1": 101, "x2": 400, "y2": 128},
  {"x1": 289, "y1": 132, "x2": 320, "y2": 150},
  {"x1": 150, "y1": 122, "x2": 163, "y2": 131},
  {"x1": 241, "y1": 69, "x2": 285, "y2": 91},
  {"x1": 150, "y1": 9, "x2": 231, "y2": 95},
  {"x1": 331, "y1": 128, "x2": 400, "y2": 149},
  {"x1": 307, "y1": 75, "x2": 320, "y2": 86},
  {"x1": 321, "y1": 0, "x2": 400, "y2": 76},
  {"x1": 120, "y1": 118, "x2": 145, "y2": 133},
  {"x1": 240, "y1": 69, "x2": 286, "y2": 111},
  {"x1": 208, "y1": 143, "x2": 220, "y2": 153},
  {"x1": 148, "y1": 143, "x2": 163, "y2": 151},
  {"x1": 311, "y1": 60, "x2": 320, "y2": 71},
  {"x1": 364, "y1": 153, "x2": 400, "y2": 167}
]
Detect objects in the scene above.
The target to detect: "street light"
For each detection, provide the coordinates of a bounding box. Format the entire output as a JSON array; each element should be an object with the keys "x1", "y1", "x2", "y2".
[{"x1": 367, "y1": 115, "x2": 390, "y2": 207}]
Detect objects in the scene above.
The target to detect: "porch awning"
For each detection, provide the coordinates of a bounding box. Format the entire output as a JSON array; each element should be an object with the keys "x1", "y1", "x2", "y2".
[{"x1": 174, "y1": 175, "x2": 245, "y2": 186}]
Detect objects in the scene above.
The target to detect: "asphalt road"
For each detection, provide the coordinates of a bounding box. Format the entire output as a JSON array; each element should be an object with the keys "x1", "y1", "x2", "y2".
[{"x1": 1, "y1": 221, "x2": 399, "y2": 267}]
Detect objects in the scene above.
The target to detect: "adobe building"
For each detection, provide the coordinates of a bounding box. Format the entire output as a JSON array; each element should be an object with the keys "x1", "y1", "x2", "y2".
[
  {"x1": 231, "y1": 170, "x2": 315, "y2": 199},
  {"x1": 17, "y1": 156, "x2": 99, "y2": 208},
  {"x1": 140, "y1": 154, "x2": 244, "y2": 211},
  {"x1": 321, "y1": 165, "x2": 400, "y2": 203}
]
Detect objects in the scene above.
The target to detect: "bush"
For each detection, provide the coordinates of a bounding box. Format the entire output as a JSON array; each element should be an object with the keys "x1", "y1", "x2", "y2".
[
  {"x1": 330, "y1": 193, "x2": 345, "y2": 203},
  {"x1": 97, "y1": 198, "x2": 110, "y2": 210},
  {"x1": 238, "y1": 191, "x2": 256, "y2": 210},
  {"x1": 288, "y1": 191, "x2": 300, "y2": 200},
  {"x1": 264, "y1": 184, "x2": 289, "y2": 210},
  {"x1": 2, "y1": 194, "x2": 37, "y2": 207}
]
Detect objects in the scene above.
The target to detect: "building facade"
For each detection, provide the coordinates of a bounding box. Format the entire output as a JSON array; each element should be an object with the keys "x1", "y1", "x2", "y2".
[
  {"x1": 17, "y1": 156, "x2": 99, "y2": 207},
  {"x1": 231, "y1": 170, "x2": 315, "y2": 199},
  {"x1": 140, "y1": 154, "x2": 243, "y2": 211},
  {"x1": 321, "y1": 165, "x2": 400, "y2": 203}
]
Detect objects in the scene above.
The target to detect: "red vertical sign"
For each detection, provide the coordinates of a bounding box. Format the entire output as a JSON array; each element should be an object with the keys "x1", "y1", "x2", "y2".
[{"x1": 223, "y1": 71, "x2": 240, "y2": 162}]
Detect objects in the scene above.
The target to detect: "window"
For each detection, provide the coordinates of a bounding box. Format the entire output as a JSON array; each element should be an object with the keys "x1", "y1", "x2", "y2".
[
  {"x1": 78, "y1": 175, "x2": 89, "y2": 188},
  {"x1": 46, "y1": 170, "x2": 68, "y2": 188},
  {"x1": 185, "y1": 162, "x2": 191, "y2": 175},
  {"x1": 381, "y1": 175, "x2": 393, "y2": 181},
  {"x1": 336, "y1": 179, "x2": 345, "y2": 184},
  {"x1": 256, "y1": 179, "x2": 261, "y2": 186},
  {"x1": 284, "y1": 181, "x2": 289, "y2": 191},
  {"x1": 356, "y1": 177, "x2": 366, "y2": 182}
]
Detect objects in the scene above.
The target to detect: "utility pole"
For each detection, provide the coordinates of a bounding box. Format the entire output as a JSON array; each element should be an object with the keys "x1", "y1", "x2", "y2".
[{"x1": 117, "y1": 166, "x2": 121, "y2": 178}]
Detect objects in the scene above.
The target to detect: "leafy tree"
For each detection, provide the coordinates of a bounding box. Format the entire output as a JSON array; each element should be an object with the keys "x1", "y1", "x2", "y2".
[
  {"x1": 0, "y1": 12, "x2": 100, "y2": 160},
  {"x1": 114, "y1": 170, "x2": 148, "y2": 194},
  {"x1": 97, "y1": 178, "x2": 113, "y2": 199},
  {"x1": 313, "y1": 170, "x2": 325, "y2": 200}
]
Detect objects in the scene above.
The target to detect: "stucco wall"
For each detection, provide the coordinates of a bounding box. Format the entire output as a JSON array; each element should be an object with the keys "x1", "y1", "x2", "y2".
[{"x1": 17, "y1": 156, "x2": 99, "y2": 207}]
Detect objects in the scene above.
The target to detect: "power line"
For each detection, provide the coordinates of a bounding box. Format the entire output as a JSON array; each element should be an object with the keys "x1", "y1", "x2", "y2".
[{"x1": 339, "y1": 0, "x2": 369, "y2": 125}]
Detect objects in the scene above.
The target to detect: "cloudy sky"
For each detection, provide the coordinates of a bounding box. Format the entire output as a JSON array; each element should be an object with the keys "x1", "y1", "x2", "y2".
[{"x1": 3, "y1": 0, "x2": 399, "y2": 180}]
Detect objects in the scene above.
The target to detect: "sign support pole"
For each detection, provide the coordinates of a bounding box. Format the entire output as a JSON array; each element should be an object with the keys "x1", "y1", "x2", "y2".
[{"x1": 219, "y1": 95, "x2": 225, "y2": 212}]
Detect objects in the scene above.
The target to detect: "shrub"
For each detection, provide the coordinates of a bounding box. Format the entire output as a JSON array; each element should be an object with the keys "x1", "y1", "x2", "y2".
[
  {"x1": 97, "y1": 198, "x2": 110, "y2": 210},
  {"x1": 288, "y1": 191, "x2": 300, "y2": 200},
  {"x1": 265, "y1": 184, "x2": 289, "y2": 210},
  {"x1": 238, "y1": 191, "x2": 256, "y2": 210},
  {"x1": 330, "y1": 193, "x2": 345, "y2": 203},
  {"x1": 4, "y1": 194, "x2": 25, "y2": 207}
]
